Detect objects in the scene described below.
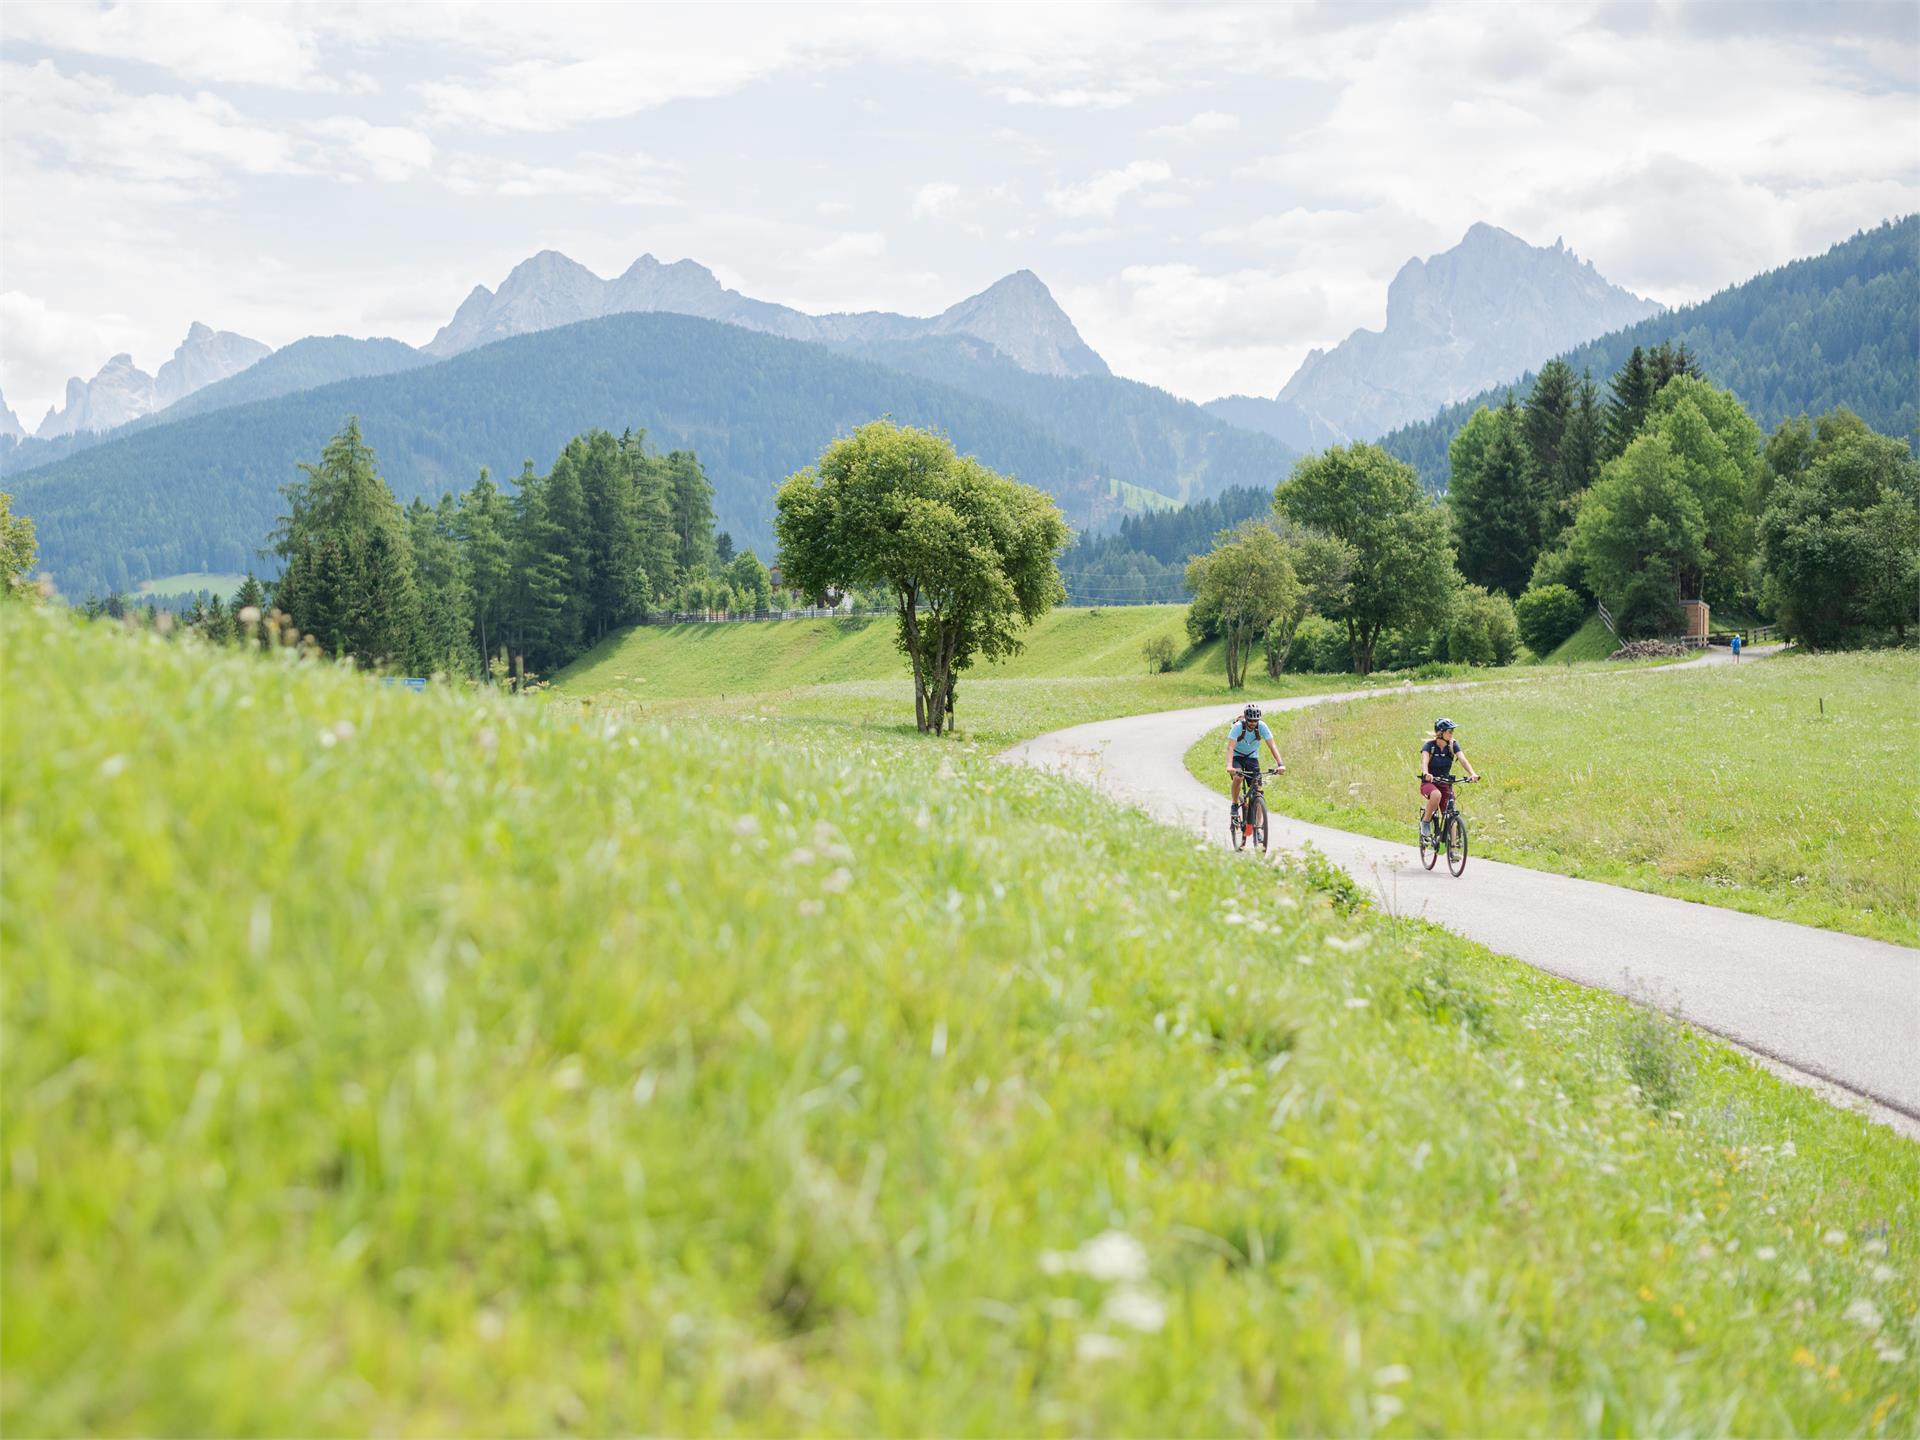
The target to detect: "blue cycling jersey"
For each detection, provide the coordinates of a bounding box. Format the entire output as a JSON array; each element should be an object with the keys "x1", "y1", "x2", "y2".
[{"x1": 1229, "y1": 719, "x2": 1272, "y2": 757}]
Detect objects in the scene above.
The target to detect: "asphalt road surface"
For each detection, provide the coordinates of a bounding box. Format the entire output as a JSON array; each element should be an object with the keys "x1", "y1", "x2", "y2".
[{"x1": 1001, "y1": 650, "x2": 1919, "y2": 1128}]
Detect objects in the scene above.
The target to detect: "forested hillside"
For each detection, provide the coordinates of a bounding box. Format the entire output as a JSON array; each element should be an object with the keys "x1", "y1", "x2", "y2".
[
  {"x1": 1380, "y1": 216, "x2": 1918, "y2": 487},
  {"x1": 841, "y1": 335, "x2": 1296, "y2": 504},
  {"x1": 1058, "y1": 485, "x2": 1273, "y2": 603},
  {"x1": 9, "y1": 314, "x2": 1134, "y2": 595}
]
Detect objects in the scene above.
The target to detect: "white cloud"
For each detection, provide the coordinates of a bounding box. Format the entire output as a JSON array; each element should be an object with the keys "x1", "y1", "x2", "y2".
[
  {"x1": 805, "y1": 232, "x2": 887, "y2": 263},
  {"x1": 1, "y1": 0, "x2": 337, "y2": 90},
  {"x1": 310, "y1": 117, "x2": 435, "y2": 182},
  {"x1": 913, "y1": 182, "x2": 964, "y2": 219},
  {"x1": 1046, "y1": 160, "x2": 1174, "y2": 219},
  {"x1": 1150, "y1": 110, "x2": 1239, "y2": 141},
  {"x1": 1003, "y1": 85, "x2": 1139, "y2": 109},
  {"x1": 441, "y1": 153, "x2": 678, "y2": 205}
]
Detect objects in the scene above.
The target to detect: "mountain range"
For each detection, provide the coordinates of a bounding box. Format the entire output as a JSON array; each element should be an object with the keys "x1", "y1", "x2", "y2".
[
  {"x1": 5, "y1": 218, "x2": 1911, "y2": 596},
  {"x1": 428, "y1": 252, "x2": 1111, "y2": 378},
  {"x1": 1208, "y1": 224, "x2": 1663, "y2": 447},
  {"x1": 32, "y1": 323, "x2": 271, "y2": 439}
]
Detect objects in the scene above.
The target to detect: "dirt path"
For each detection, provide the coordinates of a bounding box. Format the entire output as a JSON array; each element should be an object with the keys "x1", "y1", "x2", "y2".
[{"x1": 1000, "y1": 650, "x2": 1919, "y2": 1127}]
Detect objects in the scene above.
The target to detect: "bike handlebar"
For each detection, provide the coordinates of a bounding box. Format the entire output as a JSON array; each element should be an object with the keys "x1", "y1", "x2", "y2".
[{"x1": 1418, "y1": 773, "x2": 1479, "y2": 782}]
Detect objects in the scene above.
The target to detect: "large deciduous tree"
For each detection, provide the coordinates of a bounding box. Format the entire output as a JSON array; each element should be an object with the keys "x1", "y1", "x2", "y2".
[
  {"x1": 272, "y1": 419, "x2": 426, "y2": 668},
  {"x1": 776, "y1": 420, "x2": 1066, "y2": 733},
  {"x1": 1274, "y1": 443, "x2": 1455, "y2": 676},
  {"x1": 1183, "y1": 521, "x2": 1302, "y2": 689},
  {"x1": 1759, "y1": 408, "x2": 1920, "y2": 647},
  {"x1": 1570, "y1": 432, "x2": 1708, "y2": 637}
]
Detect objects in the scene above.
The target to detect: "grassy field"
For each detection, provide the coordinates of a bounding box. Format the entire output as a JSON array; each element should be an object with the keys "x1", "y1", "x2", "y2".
[
  {"x1": 135, "y1": 570, "x2": 251, "y2": 599},
  {"x1": 1185, "y1": 650, "x2": 1919, "y2": 943},
  {"x1": 5, "y1": 608, "x2": 1917, "y2": 1435}
]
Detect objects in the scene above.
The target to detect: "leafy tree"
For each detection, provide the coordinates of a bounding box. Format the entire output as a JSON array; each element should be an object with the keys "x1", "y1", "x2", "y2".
[
  {"x1": 1514, "y1": 583, "x2": 1588, "y2": 656},
  {"x1": 1449, "y1": 396, "x2": 1538, "y2": 596},
  {"x1": 271, "y1": 419, "x2": 425, "y2": 669},
  {"x1": 1276, "y1": 443, "x2": 1456, "y2": 676},
  {"x1": 1604, "y1": 345, "x2": 1655, "y2": 457},
  {"x1": 1444, "y1": 584, "x2": 1520, "y2": 666},
  {"x1": 726, "y1": 550, "x2": 774, "y2": 614},
  {"x1": 776, "y1": 420, "x2": 1067, "y2": 733},
  {"x1": 0, "y1": 490, "x2": 37, "y2": 599},
  {"x1": 1571, "y1": 432, "x2": 1708, "y2": 637},
  {"x1": 1759, "y1": 409, "x2": 1920, "y2": 647},
  {"x1": 1644, "y1": 376, "x2": 1764, "y2": 606},
  {"x1": 1183, "y1": 522, "x2": 1302, "y2": 689}
]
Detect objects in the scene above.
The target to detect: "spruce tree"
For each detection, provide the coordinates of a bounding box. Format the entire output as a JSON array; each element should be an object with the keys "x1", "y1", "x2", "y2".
[
  {"x1": 232, "y1": 572, "x2": 269, "y2": 646},
  {"x1": 407, "y1": 494, "x2": 475, "y2": 675},
  {"x1": 1604, "y1": 346, "x2": 1655, "y2": 458},
  {"x1": 622, "y1": 430, "x2": 677, "y2": 604},
  {"x1": 666, "y1": 450, "x2": 717, "y2": 580},
  {"x1": 271, "y1": 419, "x2": 426, "y2": 669},
  {"x1": 1450, "y1": 395, "x2": 1538, "y2": 596},
  {"x1": 1552, "y1": 370, "x2": 1605, "y2": 540},
  {"x1": 1522, "y1": 360, "x2": 1575, "y2": 541},
  {"x1": 455, "y1": 469, "x2": 514, "y2": 676},
  {"x1": 574, "y1": 429, "x2": 645, "y2": 641}
]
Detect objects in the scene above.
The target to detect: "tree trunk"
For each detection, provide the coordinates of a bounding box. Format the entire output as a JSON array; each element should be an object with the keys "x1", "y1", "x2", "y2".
[
  {"x1": 898, "y1": 585, "x2": 929, "y2": 732},
  {"x1": 1351, "y1": 619, "x2": 1375, "y2": 677}
]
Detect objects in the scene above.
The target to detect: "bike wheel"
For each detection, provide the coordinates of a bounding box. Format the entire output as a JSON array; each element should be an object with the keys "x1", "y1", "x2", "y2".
[
  {"x1": 1230, "y1": 803, "x2": 1245, "y2": 850},
  {"x1": 1419, "y1": 811, "x2": 1439, "y2": 869},
  {"x1": 1251, "y1": 797, "x2": 1268, "y2": 853},
  {"x1": 1446, "y1": 812, "x2": 1468, "y2": 876}
]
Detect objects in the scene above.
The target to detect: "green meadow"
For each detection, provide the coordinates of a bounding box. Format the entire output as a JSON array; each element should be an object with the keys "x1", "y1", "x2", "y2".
[
  {"x1": 4, "y1": 608, "x2": 1916, "y2": 1435},
  {"x1": 1185, "y1": 650, "x2": 1919, "y2": 942}
]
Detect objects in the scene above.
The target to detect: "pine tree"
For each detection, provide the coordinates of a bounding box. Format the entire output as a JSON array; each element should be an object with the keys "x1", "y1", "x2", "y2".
[
  {"x1": 666, "y1": 449, "x2": 717, "y2": 580},
  {"x1": 271, "y1": 418, "x2": 426, "y2": 668},
  {"x1": 715, "y1": 531, "x2": 735, "y2": 564},
  {"x1": 1450, "y1": 395, "x2": 1538, "y2": 596},
  {"x1": 573, "y1": 429, "x2": 646, "y2": 641},
  {"x1": 232, "y1": 572, "x2": 269, "y2": 647},
  {"x1": 203, "y1": 593, "x2": 236, "y2": 645},
  {"x1": 455, "y1": 469, "x2": 514, "y2": 677},
  {"x1": 1523, "y1": 360, "x2": 1575, "y2": 540},
  {"x1": 407, "y1": 493, "x2": 475, "y2": 675},
  {"x1": 621, "y1": 430, "x2": 677, "y2": 604},
  {"x1": 1552, "y1": 370, "x2": 1605, "y2": 540},
  {"x1": 1604, "y1": 346, "x2": 1655, "y2": 459}
]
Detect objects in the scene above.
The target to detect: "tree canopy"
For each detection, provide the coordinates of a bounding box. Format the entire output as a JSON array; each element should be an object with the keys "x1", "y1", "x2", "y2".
[
  {"x1": 1183, "y1": 521, "x2": 1302, "y2": 689},
  {"x1": 775, "y1": 420, "x2": 1067, "y2": 733}
]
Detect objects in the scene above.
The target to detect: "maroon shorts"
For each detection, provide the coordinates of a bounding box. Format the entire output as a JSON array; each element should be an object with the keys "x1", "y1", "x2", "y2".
[{"x1": 1420, "y1": 779, "x2": 1454, "y2": 801}]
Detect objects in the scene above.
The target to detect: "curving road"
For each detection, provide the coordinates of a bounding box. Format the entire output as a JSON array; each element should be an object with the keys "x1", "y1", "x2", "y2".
[{"x1": 1001, "y1": 652, "x2": 1920, "y2": 1128}]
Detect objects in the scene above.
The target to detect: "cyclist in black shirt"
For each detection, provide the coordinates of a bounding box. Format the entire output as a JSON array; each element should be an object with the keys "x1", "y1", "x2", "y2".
[{"x1": 1419, "y1": 717, "x2": 1480, "y2": 844}]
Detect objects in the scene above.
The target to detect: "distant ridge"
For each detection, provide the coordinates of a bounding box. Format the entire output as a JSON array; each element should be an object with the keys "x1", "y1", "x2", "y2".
[{"x1": 425, "y1": 251, "x2": 1111, "y2": 379}]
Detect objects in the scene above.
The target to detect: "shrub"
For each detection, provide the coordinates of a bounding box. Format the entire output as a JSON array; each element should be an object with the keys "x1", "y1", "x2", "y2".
[
  {"x1": 1530, "y1": 544, "x2": 1589, "y2": 600},
  {"x1": 1515, "y1": 584, "x2": 1588, "y2": 657},
  {"x1": 1142, "y1": 633, "x2": 1176, "y2": 674},
  {"x1": 1285, "y1": 614, "x2": 1351, "y2": 673},
  {"x1": 1444, "y1": 585, "x2": 1519, "y2": 666}
]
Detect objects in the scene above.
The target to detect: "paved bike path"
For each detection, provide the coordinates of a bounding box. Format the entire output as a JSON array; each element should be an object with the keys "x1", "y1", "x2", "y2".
[{"x1": 1000, "y1": 654, "x2": 1920, "y2": 1123}]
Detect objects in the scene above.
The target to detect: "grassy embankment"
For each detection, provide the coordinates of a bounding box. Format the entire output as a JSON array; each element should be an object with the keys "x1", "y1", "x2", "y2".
[
  {"x1": 554, "y1": 605, "x2": 1651, "y2": 750},
  {"x1": 4, "y1": 607, "x2": 1916, "y2": 1434},
  {"x1": 1541, "y1": 614, "x2": 1620, "y2": 664},
  {"x1": 1185, "y1": 650, "x2": 1918, "y2": 943}
]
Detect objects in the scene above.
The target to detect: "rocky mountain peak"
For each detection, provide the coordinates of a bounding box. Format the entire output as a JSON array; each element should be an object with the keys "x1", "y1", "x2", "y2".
[{"x1": 0, "y1": 389, "x2": 24, "y2": 442}]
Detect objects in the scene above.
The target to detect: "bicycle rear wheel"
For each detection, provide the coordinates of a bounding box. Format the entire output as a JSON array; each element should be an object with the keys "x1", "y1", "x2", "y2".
[
  {"x1": 1446, "y1": 812, "x2": 1468, "y2": 875},
  {"x1": 1419, "y1": 810, "x2": 1439, "y2": 869},
  {"x1": 1251, "y1": 797, "x2": 1268, "y2": 853},
  {"x1": 1230, "y1": 799, "x2": 1246, "y2": 850}
]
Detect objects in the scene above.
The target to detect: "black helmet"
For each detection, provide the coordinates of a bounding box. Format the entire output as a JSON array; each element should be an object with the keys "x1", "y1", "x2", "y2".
[
  {"x1": 1435, "y1": 717, "x2": 1456, "y2": 732},
  {"x1": 1243, "y1": 704, "x2": 1262, "y2": 721}
]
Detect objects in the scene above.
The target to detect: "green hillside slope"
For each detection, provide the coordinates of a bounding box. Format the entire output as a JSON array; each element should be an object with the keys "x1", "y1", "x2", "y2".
[
  {"x1": 1382, "y1": 216, "x2": 1919, "y2": 486},
  {"x1": 554, "y1": 604, "x2": 1198, "y2": 701},
  {"x1": 7, "y1": 607, "x2": 1913, "y2": 1434},
  {"x1": 9, "y1": 314, "x2": 1140, "y2": 596}
]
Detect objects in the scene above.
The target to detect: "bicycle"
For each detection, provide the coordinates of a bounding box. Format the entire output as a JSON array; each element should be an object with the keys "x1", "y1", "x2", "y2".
[
  {"x1": 1229, "y1": 766, "x2": 1284, "y2": 853},
  {"x1": 1417, "y1": 774, "x2": 1477, "y2": 876}
]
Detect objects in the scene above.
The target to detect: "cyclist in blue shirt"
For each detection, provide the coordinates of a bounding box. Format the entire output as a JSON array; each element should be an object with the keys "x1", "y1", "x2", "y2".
[{"x1": 1225, "y1": 703, "x2": 1286, "y2": 829}]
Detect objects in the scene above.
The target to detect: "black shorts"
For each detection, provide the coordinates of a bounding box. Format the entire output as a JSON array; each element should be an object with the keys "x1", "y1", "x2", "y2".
[{"x1": 1232, "y1": 752, "x2": 1261, "y2": 780}]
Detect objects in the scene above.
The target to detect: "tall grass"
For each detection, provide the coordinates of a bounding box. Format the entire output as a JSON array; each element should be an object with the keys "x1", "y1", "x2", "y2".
[{"x1": 4, "y1": 609, "x2": 1915, "y2": 1434}]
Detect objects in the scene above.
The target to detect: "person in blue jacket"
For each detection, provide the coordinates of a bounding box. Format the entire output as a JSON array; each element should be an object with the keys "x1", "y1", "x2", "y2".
[{"x1": 1225, "y1": 703, "x2": 1286, "y2": 828}]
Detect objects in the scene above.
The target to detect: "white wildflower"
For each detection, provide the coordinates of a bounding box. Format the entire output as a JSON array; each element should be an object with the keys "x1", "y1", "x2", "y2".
[
  {"x1": 1822, "y1": 1229, "x2": 1847, "y2": 1246},
  {"x1": 631, "y1": 1072, "x2": 657, "y2": 1106},
  {"x1": 1778, "y1": 1140, "x2": 1796, "y2": 1158},
  {"x1": 821, "y1": 866, "x2": 853, "y2": 894},
  {"x1": 1755, "y1": 1246, "x2": 1777, "y2": 1261},
  {"x1": 733, "y1": 816, "x2": 760, "y2": 837},
  {"x1": 1844, "y1": 1298, "x2": 1883, "y2": 1331},
  {"x1": 97, "y1": 754, "x2": 128, "y2": 778},
  {"x1": 1102, "y1": 1286, "x2": 1166, "y2": 1333},
  {"x1": 790, "y1": 846, "x2": 816, "y2": 865},
  {"x1": 1871, "y1": 1263, "x2": 1896, "y2": 1284},
  {"x1": 1076, "y1": 1332, "x2": 1126, "y2": 1362},
  {"x1": 1373, "y1": 1364, "x2": 1411, "y2": 1387},
  {"x1": 1344, "y1": 997, "x2": 1371, "y2": 1009},
  {"x1": 318, "y1": 729, "x2": 337, "y2": 749},
  {"x1": 1326, "y1": 934, "x2": 1368, "y2": 952}
]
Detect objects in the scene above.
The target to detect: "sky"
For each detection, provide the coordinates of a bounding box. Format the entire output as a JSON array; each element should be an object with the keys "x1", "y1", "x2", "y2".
[{"x1": 3, "y1": 0, "x2": 1917, "y2": 427}]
